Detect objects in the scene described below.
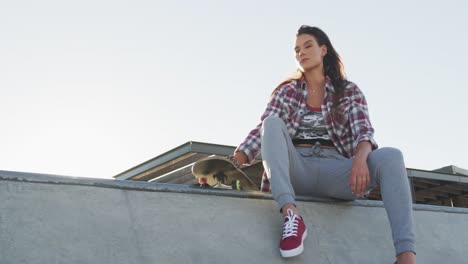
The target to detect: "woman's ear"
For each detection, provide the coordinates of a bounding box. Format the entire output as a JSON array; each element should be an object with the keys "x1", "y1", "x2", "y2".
[{"x1": 321, "y1": 45, "x2": 328, "y2": 58}]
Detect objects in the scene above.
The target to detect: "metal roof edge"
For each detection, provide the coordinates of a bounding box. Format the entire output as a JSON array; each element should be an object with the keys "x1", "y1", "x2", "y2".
[
  {"x1": 113, "y1": 141, "x2": 194, "y2": 180},
  {"x1": 431, "y1": 165, "x2": 468, "y2": 176},
  {"x1": 452, "y1": 165, "x2": 468, "y2": 176},
  {"x1": 407, "y1": 168, "x2": 468, "y2": 183}
]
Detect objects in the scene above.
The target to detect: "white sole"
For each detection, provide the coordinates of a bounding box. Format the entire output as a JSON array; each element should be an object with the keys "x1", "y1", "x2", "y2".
[{"x1": 280, "y1": 229, "x2": 308, "y2": 258}]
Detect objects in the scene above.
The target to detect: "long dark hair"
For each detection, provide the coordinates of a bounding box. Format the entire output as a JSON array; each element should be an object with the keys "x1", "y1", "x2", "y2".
[{"x1": 272, "y1": 26, "x2": 347, "y2": 106}]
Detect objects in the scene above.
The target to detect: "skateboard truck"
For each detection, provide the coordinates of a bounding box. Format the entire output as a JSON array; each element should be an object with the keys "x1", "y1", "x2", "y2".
[{"x1": 212, "y1": 172, "x2": 232, "y2": 189}]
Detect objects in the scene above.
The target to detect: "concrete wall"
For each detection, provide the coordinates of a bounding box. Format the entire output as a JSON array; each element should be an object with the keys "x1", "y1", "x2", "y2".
[{"x1": 1, "y1": 170, "x2": 467, "y2": 264}]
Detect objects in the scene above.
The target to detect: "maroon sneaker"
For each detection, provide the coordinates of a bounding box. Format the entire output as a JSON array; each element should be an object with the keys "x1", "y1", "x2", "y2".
[{"x1": 279, "y1": 208, "x2": 307, "y2": 258}]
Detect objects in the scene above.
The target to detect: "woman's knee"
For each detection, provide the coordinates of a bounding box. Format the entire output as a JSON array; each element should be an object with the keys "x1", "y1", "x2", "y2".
[
  {"x1": 262, "y1": 116, "x2": 284, "y2": 130},
  {"x1": 367, "y1": 147, "x2": 407, "y2": 184},
  {"x1": 368, "y1": 147, "x2": 405, "y2": 168}
]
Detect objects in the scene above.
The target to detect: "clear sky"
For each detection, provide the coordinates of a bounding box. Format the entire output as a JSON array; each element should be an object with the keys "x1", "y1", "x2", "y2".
[{"x1": 1, "y1": 0, "x2": 467, "y2": 178}]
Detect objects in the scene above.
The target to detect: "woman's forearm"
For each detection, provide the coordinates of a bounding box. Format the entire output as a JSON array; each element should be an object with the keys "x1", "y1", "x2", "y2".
[{"x1": 354, "y1": 141, "x2": 372, "y2": 162}]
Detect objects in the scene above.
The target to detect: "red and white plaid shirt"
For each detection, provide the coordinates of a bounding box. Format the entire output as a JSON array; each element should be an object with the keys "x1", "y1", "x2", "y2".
[{"x1": 235, "y1": 76, "x2": 378, "y2": 192}]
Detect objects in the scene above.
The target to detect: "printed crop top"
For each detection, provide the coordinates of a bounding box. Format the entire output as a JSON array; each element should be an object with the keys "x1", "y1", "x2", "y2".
[{"x1": 293, "y1": 104, "x2": 331, "y2": 141}]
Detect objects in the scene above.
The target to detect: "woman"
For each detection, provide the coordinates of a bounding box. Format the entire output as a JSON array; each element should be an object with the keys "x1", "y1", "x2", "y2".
[{"x1": 229, "y1": 26, "x2": 416, "y2": 263}]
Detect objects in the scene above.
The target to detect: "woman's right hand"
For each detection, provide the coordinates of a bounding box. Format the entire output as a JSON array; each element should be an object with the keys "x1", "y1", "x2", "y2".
[{"x1": 228, "y1": 151, "x2": 248, "y2": 168}]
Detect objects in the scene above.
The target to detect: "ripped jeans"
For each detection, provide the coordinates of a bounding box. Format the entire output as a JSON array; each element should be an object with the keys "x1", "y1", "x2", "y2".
[{"x1": 260, "y1": 116, "x2": 415, "y2": 256}]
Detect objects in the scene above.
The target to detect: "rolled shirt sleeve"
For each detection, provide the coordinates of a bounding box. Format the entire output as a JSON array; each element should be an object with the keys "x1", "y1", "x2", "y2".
[
  {"x1": 348, "y1": 85, "x2": 378, "y2": 151},
  {"x1": 235, "y1": 86, "x2": 289, "y2": 164}
]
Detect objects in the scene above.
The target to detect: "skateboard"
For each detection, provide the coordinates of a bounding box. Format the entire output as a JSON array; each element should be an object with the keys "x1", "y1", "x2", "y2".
[{"x1": 191, "y1": 156, "x2": 259, "y2": 191}]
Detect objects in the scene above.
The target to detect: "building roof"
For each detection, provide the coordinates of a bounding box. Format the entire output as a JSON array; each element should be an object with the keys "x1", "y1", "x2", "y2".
[
  {"x1": 432, "y1": 165, "x2": 468, "y2": 176},
  {"x1": 114, "y1": 141, "x2": 468, "y2": 208}
]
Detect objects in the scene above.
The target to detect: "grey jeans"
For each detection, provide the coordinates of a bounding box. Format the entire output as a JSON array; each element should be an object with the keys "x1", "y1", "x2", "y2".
[{"x1": 260, "y1": 116, "x2": 415, "y2": 256}]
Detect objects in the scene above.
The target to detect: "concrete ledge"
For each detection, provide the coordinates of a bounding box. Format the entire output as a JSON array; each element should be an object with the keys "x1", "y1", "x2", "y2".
[{"x1": 1, "y1": 170, "x2": 468, "y2": 263}]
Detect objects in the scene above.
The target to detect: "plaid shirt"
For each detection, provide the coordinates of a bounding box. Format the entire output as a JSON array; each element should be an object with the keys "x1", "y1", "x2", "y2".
[{"x1": 234, "y1": 77, "x2": 378, "y2": 192}]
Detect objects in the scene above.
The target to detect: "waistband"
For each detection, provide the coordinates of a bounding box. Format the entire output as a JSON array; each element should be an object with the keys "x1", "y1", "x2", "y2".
[{"x1": 292, "y1": 138, "x2": 335, "y2": 147}]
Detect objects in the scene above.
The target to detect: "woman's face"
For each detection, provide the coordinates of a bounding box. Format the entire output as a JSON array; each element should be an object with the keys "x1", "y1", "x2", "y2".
[{"x1": 294, "y1": 34, "x2": 327, "y2": 72}]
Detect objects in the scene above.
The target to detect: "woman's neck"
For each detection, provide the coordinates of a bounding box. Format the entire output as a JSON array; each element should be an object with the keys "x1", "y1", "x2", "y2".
[{"x1": 303, "y1": 68, "x2": 326, "y2": 91}]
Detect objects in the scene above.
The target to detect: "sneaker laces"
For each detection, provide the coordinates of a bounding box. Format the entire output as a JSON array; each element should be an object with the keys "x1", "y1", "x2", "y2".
[{"x1": 282, "y1": 208, "x2": 300, "y2": 239}]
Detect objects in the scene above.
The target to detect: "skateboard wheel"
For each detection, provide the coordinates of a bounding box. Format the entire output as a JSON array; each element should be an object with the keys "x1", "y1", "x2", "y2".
[
  {"x1": 199, "y1": 177, "x2": 207, "y2": 185},
  {"x1": 231, "y1": 180, "x2": 241, "y2": 190}
]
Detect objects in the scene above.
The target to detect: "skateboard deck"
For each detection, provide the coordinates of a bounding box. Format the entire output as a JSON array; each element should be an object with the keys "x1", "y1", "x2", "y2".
[{"x1": 192, "y1": 156, "x2": 259, "y2": 191}]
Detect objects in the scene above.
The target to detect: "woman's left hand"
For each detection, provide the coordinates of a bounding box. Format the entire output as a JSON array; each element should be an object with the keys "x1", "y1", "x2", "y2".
[
  {"x1": 349, "y1": 141, "x2": 372, "y2": 196},
  {"x1": 349, "y1": 158, "x2": 370, "y2": 196}
]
